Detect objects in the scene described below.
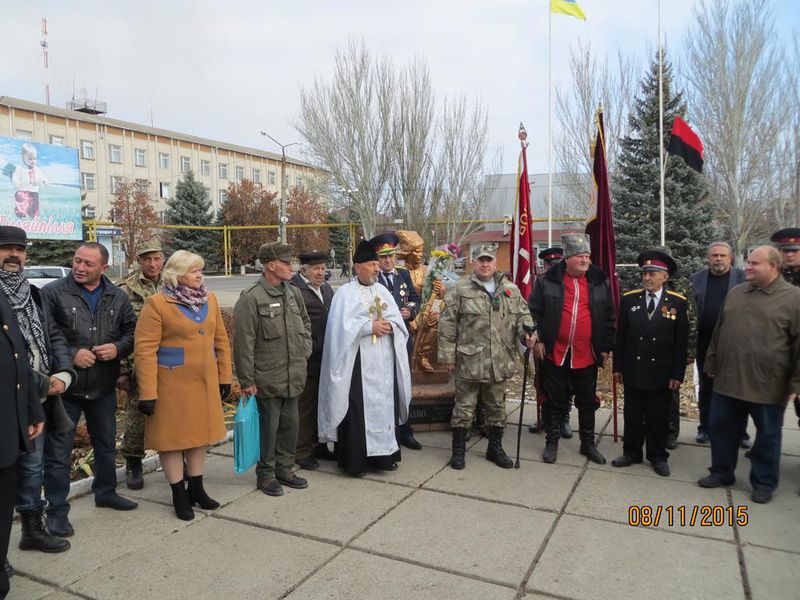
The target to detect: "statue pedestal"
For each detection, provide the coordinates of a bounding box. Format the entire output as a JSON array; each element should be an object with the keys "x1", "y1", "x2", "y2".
[{"x1": 409, "y1": 376, "x2": 455, "y2": 432}]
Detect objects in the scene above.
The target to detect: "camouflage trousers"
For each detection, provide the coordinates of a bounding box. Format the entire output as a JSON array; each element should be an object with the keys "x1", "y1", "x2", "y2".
[
  {"x1": 451, "y1": 378, "x2": 507, "y2": 429},
  {"x1": 120, "y1": 389, "x2": 146, "y2": 460}
]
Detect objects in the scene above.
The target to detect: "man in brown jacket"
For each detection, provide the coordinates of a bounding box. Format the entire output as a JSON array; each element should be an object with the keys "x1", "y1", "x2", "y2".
[{"x1": 698, "y1": 246, "x2": 800, "y2": 504}]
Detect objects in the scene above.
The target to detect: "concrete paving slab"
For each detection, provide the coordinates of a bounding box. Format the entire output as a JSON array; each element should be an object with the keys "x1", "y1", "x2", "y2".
[
  {"x1": 360, "y1": 446, "x2": 451, "y2": 487},
  {"x1": 566, "y1": 469, "x2": 734, "y2": 541},
  {"x1": 743, "y1": 545, "x2": 800, "y2": 600},
  {"x1": 528, "y1": 514, "x2": 744, "y2": 600},
  {"x1": 125, "y1": 452, "x2": 254, "y2": 509},
  {"x1": 731, "y1": 483, "x2": 800, "y2": 554},
  {"x1": 7, "y1": 495, "x2": 200, "y2": 587},
  {"x1": 352, "y1": 489, "x2": 555, "y2": 587},
  {"x1": 589, "y1": 440, "x2": 713, "y2": 484},
  {"x1": 424, "y1": 454, "x2": 579, "y2": 511},
  {"x1": 207, "y1": 443, "x2": 233, "y2": 457},
  {"x1": 68, "y1": 517, "x2": 338, "y2": 600},
  {"x1": 216, "y1": 471, "x2": 413, "y2": 544},
  {"x1": 38, "y1": 593, "x2": 85, "y2": 600},
  {"x1": 286, "y1": 549, "x2": 517, "y2": 600},
  {"x1": 781, "y1": 428, "x2": 800, "y2": 457},
  {"x1": 2, "y1": 575, "x2": 57, "y2": 600}
]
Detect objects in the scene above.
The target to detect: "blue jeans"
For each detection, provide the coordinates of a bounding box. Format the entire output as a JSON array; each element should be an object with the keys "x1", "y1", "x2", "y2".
[
  {"x1": 708, "y1": 391, "x2": 784, "y2": 491},
  {"x1": 15, "y1": 430, "x2": 45, "y2": 513},
  {"x1": 43, "y1": 393, "x2": 119, "y2": 517}
]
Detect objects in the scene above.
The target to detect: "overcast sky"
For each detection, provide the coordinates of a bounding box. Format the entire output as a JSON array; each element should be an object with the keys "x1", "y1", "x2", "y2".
[{"x1": 2, "y1": 0, "x2": 797, "y2": 174}]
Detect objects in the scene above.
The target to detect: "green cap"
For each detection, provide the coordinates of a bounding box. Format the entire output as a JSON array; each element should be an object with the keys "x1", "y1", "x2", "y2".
[
  {"x1": 472, "y1": 243, "x2": 497, "y2": 260},
  {"x1": 259, "y1": 241, "x2": 294, "y2": 263},
  {"x1": 136, "y1": 240, "x2": 163, "y2": 256}
]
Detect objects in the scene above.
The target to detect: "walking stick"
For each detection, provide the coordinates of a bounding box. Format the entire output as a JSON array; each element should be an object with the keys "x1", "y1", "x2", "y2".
[
  {"x1": 612, "y1": 375, "x2": 619, "y2": 442},
  {"x1": 515, "y1": 347, "x2": 532, "y2": 469}
]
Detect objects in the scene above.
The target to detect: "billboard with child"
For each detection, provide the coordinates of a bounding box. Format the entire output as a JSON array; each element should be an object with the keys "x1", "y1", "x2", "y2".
[{"x1": 0, "y1": 136, "x2": 82, "y2": 240}]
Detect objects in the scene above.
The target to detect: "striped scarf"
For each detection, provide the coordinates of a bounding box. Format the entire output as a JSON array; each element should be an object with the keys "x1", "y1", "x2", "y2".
[{"x1": 0, "y1": 270, "x2": 50, "y2": 372}]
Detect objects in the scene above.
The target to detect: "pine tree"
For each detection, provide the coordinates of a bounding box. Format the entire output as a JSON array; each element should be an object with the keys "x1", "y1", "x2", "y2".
[
  {"x1": 164, "y1": 171, "x2": 220, "y2": 265},
  {"x1": 612, "y1": 52, "x2": 714, "y2": 291}
]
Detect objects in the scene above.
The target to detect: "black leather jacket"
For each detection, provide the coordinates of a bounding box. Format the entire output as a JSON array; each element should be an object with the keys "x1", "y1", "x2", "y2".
[{"x1": 41, "y1": 274, "x2": 136, "y2": 400}]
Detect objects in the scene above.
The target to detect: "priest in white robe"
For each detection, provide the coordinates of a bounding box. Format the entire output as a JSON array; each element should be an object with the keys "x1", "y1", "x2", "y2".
[{"x1": 318, "y1": 239, "x2": 413, "y2": 476}]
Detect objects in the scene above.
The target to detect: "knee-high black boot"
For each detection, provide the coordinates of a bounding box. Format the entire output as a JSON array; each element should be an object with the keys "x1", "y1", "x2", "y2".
[
  {"x1": 542, "y1": 404, "x2": 560, "y2": 464},
  {"x1": 578, "y1": 408, "x2": 606, "y2": 464}
]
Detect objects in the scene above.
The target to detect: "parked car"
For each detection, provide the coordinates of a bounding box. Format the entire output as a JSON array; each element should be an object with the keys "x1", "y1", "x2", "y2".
[{"x1": 24, "y1": 266, "x2": 71, "y2": 288}]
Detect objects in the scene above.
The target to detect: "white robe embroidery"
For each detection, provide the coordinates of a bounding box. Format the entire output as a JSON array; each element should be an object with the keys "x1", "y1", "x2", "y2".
[{"x1": 318, "y1": 280, "x2": 412, "y2": 457}]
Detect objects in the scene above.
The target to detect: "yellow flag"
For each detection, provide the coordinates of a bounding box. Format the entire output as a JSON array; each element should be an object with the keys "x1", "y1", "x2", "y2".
[{"x1": 551, "y1": 0, "x2": 587, "y2": 20}]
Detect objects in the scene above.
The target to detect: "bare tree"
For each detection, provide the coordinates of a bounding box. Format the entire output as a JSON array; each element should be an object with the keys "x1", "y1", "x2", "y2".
[
  {"x1": 554, "y1": 40, "x2": 637, "y2": 216},
  {"x1": 296, "y1": 40, "x2": 394, "y2": 239},
  {"x1": 682, "y1": 0, "x2": 790, "y2": 254},
  {"x1": 111, "y1": 179, "x2": 158, "y2": 267},
  {"x1": 388, "y1": 57, "x2": 437, "y2": 236},
  {"x1": 434, "y1": 96, "x2": 500, "y2": 248}
]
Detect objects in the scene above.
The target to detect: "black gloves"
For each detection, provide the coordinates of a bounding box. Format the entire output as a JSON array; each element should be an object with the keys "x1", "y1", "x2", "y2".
[
  {"x1": 138, "y1": 400, "x2": 156, "y2": 416},
  {"x1": 219, "y1": 384, "x2": 231, "y2": 401}
]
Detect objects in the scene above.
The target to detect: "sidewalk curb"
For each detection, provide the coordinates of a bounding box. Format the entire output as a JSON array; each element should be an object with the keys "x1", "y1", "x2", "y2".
[{"x1": 67, "y1": 431, "x2": 234, "y2": 500}]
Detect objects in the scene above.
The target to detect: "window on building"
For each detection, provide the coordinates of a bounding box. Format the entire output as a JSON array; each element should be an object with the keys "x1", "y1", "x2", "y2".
[
  {"x1": 135, "y1": 178, "x2": 149, "y2": 188},
  {"x1": 219, "y1": 190, "x2": 228, "y2": 204},
  {"x1": 81, "y1": 172, "x2": 95, "y2": 191},
  {"x1": 160, "y1": 182, "x2": 171, "y2": 199},
  {"x1": 295, "y1": 176, "x2": 303, "y2": 188},
  {"x1": 15, "y1": 130, "x2": 32, "y2": 140},
  {"x1": 268, "y1": 171, "x2": 276, "y2": 186},
  {"x1": 81, "y1": 140, "x2": 95, "y2": 160},
  {"x1": 219, "y1": 163, "x2": 228, "y2": 179},
  {"x1": 235, "y1": 166, "x2": 245, "y2": 181},
  {"x1": 200, "y1": 160, "x2": 210, "y2": 176},
  {"x1": 82, "y1": 206, "x2": 96, "y2": 219},
  {"x1": 252, "y1": 169, "x2": 261, "y2": 183},
  {"x1": 180, "y1": 156, "x2": 191, "y2": 173},
  {"x1": 109, "y1": 144, "x2": 122, "y2": 163},
  {"x1": 110, "y1": 176, "x2": 123, "y2": 194},
  {"x1": 158, "y1": 152, "x2": 170, "y2": 169},
  {"x1": 50, "y1": 135, "x2": 64, "y2": 146},
  {"x1": 134, "y1": 148, "x2": 146, "y2": 167}
]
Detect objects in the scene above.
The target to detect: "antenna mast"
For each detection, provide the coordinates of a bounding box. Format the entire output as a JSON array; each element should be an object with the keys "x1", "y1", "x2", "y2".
[{"x1": 40, "y1": 17, "x2": 50, "y2": 105}]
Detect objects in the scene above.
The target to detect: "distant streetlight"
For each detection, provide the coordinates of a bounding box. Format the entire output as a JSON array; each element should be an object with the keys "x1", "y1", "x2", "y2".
[{"x1": 260, "y1": 131, "x2": 300, "y2": 243}]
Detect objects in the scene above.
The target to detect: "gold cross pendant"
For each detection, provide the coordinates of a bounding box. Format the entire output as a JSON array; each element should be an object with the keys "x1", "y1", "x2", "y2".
[{"x1": 368, "y1": 295, "x2": 389, "y2": 344}]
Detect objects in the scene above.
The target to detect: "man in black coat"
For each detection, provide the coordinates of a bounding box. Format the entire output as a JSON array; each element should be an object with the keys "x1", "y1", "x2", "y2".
[
  {"x1": 41, "y1": 242, "x2": 138, "y2": 538},
  {"x1": 529, "y1": 234, "x2": 615, "y2": 465},
  {"x1": 371, "y1": 233, "x2": 422, "y2": 450},
  {"x1": 612, "y1": 250, "x2": 689, "y2": 477},
  {"x1": 690, "y1": 241, "x2": 746, "y2": 444},
  {"x1": 0, "y1": 235, "x2": 46, "y2": 599},
  {"x1": 0, "y1": 227, "x2": 76, "y2": 563},
  {"x1": 290, "y1": 251, "x2": 335, "y2": 470}
]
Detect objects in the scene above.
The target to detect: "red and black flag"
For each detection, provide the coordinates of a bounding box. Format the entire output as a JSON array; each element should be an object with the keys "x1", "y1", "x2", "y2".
[{"x1": 668, "y1": 116, "x2": 704, "y2": 172}]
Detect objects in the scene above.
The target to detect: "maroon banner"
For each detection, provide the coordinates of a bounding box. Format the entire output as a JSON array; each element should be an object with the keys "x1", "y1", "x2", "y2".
[{"x1": 511, "y1": 137, "x2": 534, "y2": 300}]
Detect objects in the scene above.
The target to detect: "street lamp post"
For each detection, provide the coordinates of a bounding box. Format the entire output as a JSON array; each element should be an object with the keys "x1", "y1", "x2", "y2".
[{"x1": 260, "y1": 131, "x2": 300, "y2": 243}]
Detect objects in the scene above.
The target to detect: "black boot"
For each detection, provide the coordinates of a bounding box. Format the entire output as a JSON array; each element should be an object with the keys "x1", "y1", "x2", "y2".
[
  {"x1": 560, "y1": 410, "x2": 573, "y2": 439},
  {"x1": 18, "y1": 509, "x2": 70, "y2": 553},
  {"x1": 485, "y1": 426, "x2": 513, "y2": 469},
  {"x1": 542, "y1": 405, "x2": 559, "y2": 464},
  {"x1": 125, "y1": 457, "x2": 144, "y2": 490},
  {"x1": 578, "y1": 408, "x2": 606, "y2": 464},
  {"x1": 450, "y1": 427, "x2": 467, "y2": 470},
  {"x1": 187, "y1": 475, "x2": 220, "y2": 510},
  {"x1": 3, "y1": 558, "x2": 12, "y2": 577},
  {"x1": 170, "y1": 481, "x2": 195, "y2": 521}
]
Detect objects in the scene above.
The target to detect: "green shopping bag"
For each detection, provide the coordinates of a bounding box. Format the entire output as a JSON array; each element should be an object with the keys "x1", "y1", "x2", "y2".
[{"x1": 234, "y1": 395, "x2": 260, "y2": 474}]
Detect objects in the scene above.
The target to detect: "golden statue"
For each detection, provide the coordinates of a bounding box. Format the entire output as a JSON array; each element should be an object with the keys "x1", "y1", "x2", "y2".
[{"x1": 396, "y1": 231, "x2": 446, "y2": 377}]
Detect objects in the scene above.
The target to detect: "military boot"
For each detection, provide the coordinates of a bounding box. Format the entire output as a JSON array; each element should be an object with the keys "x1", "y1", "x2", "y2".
[
  {"x1": 125, "y1": 457, "x2": 144, "y2": 490},
  {"x1": 578, "y1": 408, "x2": 606, "y2": 464},
  {"x1": 560, "y1": 409, "x2": 573, "y2": 439},
  {"x1": 450, "y1": 427, "x2": 467, "y2": 470},
  {"x1": 542, "y1": 404, "x2": 560, "y2": 464},
  {"x1": 485, "y1": 426, "x2": 514, "y2": 469},
  {"x1": 18, "y1": 509, "x2": 70, "y2": 553}
]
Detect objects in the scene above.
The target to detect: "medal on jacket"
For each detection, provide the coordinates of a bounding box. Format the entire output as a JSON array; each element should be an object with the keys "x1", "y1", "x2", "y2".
[{"x1": 368, "y1": 295, "x2": 388, "y2": 344}]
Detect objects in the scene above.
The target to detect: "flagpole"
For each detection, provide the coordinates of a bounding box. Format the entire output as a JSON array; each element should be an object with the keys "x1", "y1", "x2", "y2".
[
  {"x1": 547, "y1": 4, "x2": 553, "y2": 248},
  {"x1": 658, "y1": 0, "x2": 666, "y2": 246}
]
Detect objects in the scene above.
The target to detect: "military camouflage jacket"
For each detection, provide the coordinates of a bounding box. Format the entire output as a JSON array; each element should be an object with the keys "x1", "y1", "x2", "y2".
[
  {"x1": 438, "y1": 272, "x2": 533, "y2": 383},
  {"x1": 116, "y1": 269, "x2": 163, "y2": 378}
]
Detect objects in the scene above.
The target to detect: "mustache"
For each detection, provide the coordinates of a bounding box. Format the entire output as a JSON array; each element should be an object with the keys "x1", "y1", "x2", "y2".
[{"x1": 2, "y1": 257, "x2": 21, "y2": 265}]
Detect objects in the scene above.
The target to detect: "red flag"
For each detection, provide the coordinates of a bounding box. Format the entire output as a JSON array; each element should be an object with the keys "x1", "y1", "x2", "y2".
[
  {"x1": 585, "y1": 109, "x2": 620, "y2": 317},
  {"x1": 668, "y1": 115, "x2": 704, "y2": 172},
  {"x1": 511, "y1": 124, "x2": 534, "y2": 300}
]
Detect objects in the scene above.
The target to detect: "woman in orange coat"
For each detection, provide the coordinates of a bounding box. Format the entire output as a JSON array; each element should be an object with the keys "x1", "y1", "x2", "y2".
[{"x1": 134, "y1": 250, "x2": 232, "y2": 520}]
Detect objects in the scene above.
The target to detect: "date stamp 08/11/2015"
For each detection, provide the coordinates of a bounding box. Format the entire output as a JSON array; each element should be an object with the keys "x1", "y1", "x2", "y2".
[{"x1": 628, "y1": 505, "x2": 749, "y2": 527}]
